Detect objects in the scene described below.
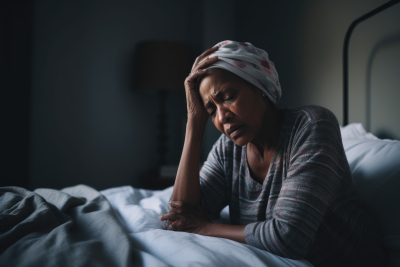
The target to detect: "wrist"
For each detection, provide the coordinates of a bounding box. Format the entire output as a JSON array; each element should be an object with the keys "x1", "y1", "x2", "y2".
[
  {"x1": 186, "y1": 118, "x2": 208, "y2": 134},
  {"x1": 198, "y1": 222, "x2": 213, "y2": 236},
  {"x1": 187, "y1": 114, "x2": 208, "y2": 125}
]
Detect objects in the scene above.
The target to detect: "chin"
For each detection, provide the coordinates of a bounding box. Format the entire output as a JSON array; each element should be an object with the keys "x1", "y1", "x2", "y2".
[
  {"x1": 230, "y1": 135, "x2": 251, "y2": 147},
  {"x1": 224, "y1": 126, "x2": 255, "y2": 146}
]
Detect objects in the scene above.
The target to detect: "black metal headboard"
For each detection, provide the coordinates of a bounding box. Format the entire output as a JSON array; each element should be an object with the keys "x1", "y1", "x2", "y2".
[{"x1": 342, "y1": 0, "x2": 400, "y2": 126}]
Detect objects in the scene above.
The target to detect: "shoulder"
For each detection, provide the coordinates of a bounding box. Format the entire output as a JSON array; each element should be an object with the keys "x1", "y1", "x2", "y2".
[
  {"x1": 285, "y1": 107, "x2": 349, "y2": 170},
  {"x1": 287, "y1": 105, "x2": 340, "y2": 133},
  {"x1": 284, "y1": 106, "x2": 343, "y2": 150}
]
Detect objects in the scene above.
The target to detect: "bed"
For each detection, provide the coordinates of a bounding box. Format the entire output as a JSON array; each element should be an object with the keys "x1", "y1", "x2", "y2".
[
  {"x1": 100, "y1": 128, "x2": 400, "y2": 267},
  {"x1": 1, "y1": 2, "x2": 400, "y2": 267},
  {"x1": 1, "y1": 123, "x2": 399, "y2": 267}
]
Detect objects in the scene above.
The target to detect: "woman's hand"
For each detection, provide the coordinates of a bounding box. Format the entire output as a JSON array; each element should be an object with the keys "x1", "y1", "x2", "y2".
[
  {"x1": 168, "y1": 47, "x2": 219, "y2": 223},
  {"x1": 159, "y1": 201, "x2": 212, "y2": 235},
  {"x1": 185, "y1": 46, "x2": 219, "y2": 122}
]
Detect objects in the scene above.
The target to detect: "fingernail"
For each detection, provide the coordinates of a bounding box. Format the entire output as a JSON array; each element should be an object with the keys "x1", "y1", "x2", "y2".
[{"x1": 209, "y1": 55, "x2": 217, "y2": 59}]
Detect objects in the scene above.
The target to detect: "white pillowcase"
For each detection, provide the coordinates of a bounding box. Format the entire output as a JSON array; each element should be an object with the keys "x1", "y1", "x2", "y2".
[
  {"x1": 341, "y1": 123, "x2": 400, "y2": 199},
  {"x1": 340, "y1": 123, "x2": 400, "y2": 265}
]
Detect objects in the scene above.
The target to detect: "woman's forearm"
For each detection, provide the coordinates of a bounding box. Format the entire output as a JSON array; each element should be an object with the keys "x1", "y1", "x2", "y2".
[
  {"x1": 203, "y1": 223, "x2": 246, "y2": 244},
  {"x1": 170, "y1": 118, "x2": 207, "y2": 206}
]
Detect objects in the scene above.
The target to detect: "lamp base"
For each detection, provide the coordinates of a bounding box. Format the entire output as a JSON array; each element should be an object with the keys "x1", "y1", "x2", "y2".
[
  {"x1": 159, "y1": 164, "x2": 178, "y2": 178},
  {"x1": 157, "y1": 89, "x2": 168, "y2": 166}
]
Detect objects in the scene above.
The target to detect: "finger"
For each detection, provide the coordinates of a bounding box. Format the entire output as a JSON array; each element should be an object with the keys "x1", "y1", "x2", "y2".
[
  {"x1": 159, "y1": 211, "x2": 171, "y2": 221},
  {"x1": 192, "y1": 46, "x2": 219, "y2": 69},
  {"x1": 159, "y1": 212, "x2": 172, "y2": 221},
  {"x1": 159, "y1": 211, "x2": 179, "y2": 221},
  {"x1": 169, "y1": 201, "x2": 183, "y2": 212},
  {"x1": 163, "y1": 219, "x2": 174, "y2": 229},
  {"x1": 192, "y1": 53, "x2": 219, "y2": 72},
  {"x1": 169, "y1": 201, "x2": 193, "y2": 213},
  {"x1": 195, "y1": 54, "x2": 218, "y2": 71},
  {"x1": 172, "y1": 220, "x2": 183, "y2": 231},
  {"x1": 169, "y1": 201, "x2": 198, "y2": 212},
  {"x1": 186, "y1": 69, "x2": 208, "y2": 82},
  {"x1": 198, "y1": 46, "x2": 219, "y2": 59},
  {"x1": 173, "y1": 218, "x2": 199, "y2": 233}
]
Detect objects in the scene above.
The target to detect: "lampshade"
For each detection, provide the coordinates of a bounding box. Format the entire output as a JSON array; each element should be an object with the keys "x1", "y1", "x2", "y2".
[{"x1": 134, "y1": 40, "x2": 192, "y2": 91}]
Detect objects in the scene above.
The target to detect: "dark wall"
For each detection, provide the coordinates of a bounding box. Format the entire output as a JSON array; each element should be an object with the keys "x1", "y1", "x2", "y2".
[
  {"x1": 3, "y1": 0, "x2": 397, "y2": 190},
  {"x1": 30, "y1": 0, "x2": 204, "y2": 190},
  {"x1": 234, "y1": 0, "x2": 306, "y2": 109},
  {"x1": 233, "y1": 0, "x2": 400, "y2": 136},
  {"x1": 1, "y1": 1, "x2": 33, "y2": 189}
]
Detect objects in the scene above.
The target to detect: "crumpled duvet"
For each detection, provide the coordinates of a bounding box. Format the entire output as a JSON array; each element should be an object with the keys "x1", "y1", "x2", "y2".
[
  {"x1": 101, "y1": 185, "x2": 314, "y2": 267},
  {"x1": 0, "y1": 185, "x2": 167, "y2": 267},
  {"x1": 0, "y1": 184, "x2": 313, "y2": 267}
]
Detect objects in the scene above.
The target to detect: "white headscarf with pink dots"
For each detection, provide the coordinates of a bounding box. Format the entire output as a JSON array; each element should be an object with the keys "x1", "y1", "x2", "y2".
[{"x1": 207, "y1": 40, "x2": 281, "y2": 105}]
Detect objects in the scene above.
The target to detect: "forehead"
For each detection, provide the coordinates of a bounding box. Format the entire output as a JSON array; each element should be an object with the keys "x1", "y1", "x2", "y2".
[{"x1": 198, "y1": 68, "x2": 241, "y2": 99}]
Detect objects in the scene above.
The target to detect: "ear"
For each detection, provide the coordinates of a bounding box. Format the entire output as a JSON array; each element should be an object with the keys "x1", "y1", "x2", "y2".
[
  {"x1": 261, "y1": 94, "x2": 276, "y2": 115},
  {"x1": 263, "y1": 94, "x2": 273, "y2": 106}
]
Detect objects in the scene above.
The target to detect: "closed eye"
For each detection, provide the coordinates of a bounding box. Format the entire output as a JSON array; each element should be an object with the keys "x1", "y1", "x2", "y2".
[
  {"x1": 207, "y1": 91, "x2": 236, "y2": 117},
  {"x1": 224, "y1": 93, "x2": 236, "y2": 101}
]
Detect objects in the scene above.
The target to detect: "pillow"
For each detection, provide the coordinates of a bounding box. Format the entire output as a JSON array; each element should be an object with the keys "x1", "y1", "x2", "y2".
[
  {"x1": 341, "y1": 123, "x2": 400, "y2": 265},
  {"x1": 340, "y1": 122, "x2": 380, "y2": 140}
]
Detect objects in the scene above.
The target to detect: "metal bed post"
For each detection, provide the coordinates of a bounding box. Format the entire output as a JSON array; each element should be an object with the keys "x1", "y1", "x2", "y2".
[{"x1": 342, "y1": 0, "x2": 400, "y2": 126}]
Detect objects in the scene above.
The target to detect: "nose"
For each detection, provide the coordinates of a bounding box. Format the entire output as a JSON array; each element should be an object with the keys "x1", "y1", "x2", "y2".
[{"x1": 216, "y1": 105, "x2": 233, "y2": 124}]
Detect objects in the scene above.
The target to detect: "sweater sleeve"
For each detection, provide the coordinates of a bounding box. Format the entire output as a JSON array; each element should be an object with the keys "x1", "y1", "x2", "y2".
[
  {"x1": 199, "y1": 135, "x2": 228, "y2": 220},
  {"x1": 244, "y1": 119, "x2": 349, "y2": 259}
]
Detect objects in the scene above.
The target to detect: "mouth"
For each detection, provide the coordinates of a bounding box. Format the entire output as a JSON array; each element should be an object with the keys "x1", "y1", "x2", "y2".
[{"x1": 227, "y1": 125, "x2": 244, "y2": 139}]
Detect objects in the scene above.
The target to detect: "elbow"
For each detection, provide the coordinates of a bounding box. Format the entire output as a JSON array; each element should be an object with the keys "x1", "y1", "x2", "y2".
[
  {"x1": 273, "y1": 226, "x2": 313, "y2": 259},
  {"x1": 282, "y1": 248, "x2": 309, "y2": 260},
  {"x1": 261, "y1": 239, "x2": 309, "y2": 260},
  {"x1": 248, "y1": 220, "x2": 314, "y2": 259}
]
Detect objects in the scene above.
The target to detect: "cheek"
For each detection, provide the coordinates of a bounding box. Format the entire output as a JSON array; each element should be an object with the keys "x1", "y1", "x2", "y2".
[
  {"x1": 237, "y1": 102, "x2": 265, "y2": 129},
  {"x1": 250, "y1": 98, "x2": 266, "y2": 122},
  {"x1": 232, "y1": 101, "x2": 260, "y2": 125}
]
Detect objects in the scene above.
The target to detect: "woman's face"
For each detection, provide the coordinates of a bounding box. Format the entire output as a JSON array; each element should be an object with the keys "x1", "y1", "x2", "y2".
[{"x1": 198, "y1": 68, "x2": 267, "y2": 146}]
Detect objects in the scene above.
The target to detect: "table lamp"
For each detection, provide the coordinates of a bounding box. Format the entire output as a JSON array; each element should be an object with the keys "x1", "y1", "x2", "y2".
[{"x1": 134, "y1": 40, "x2": 192, "y2": 178}]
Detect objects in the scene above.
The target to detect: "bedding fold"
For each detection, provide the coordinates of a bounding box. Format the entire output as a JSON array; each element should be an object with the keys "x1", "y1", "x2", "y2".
[
  {"x1": 101, "y1": 185, "x2": 314, "y2": 267},
  {"x1": 0, "y1": 185, "x2": 168, "y2": 267}
]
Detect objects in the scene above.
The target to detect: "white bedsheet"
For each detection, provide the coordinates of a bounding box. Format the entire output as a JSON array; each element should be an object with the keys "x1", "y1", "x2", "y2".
[{"x1": 101, "y1": 186, "x2": 314, "y2": 267}]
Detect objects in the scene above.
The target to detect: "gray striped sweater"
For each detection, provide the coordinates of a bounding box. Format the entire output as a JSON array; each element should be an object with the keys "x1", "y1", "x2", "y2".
[{"x1": 199, "y1": 105, "x2": 386, "y2": 267}]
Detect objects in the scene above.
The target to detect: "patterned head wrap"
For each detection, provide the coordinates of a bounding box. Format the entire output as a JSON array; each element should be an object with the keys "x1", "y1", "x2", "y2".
[{"x1": 205, "y1": 40, "x2": 281, "y2": 105}]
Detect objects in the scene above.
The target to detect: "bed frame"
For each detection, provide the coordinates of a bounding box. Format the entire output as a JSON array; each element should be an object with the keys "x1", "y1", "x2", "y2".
[{"x1": 342, "y1": 0, "x2": 400, "y2": 126}]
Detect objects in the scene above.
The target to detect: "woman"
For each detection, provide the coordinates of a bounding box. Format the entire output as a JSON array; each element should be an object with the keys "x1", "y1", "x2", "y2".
[{"x1": 159, "y1": 41, "x2": 386, "y2": 266}]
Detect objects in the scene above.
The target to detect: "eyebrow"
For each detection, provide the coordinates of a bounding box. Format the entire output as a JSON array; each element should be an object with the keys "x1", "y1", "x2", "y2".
[{"x1": 204, "y1": 87, "x2": 232, "y2": 110}]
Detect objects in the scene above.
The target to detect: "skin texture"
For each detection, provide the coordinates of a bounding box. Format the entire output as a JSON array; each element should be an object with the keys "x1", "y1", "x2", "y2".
[
  {"x1": 198, "y1": 68, "x2": 286, "y2": 184},
  {"x1": 199, "y1": 68, "x2": 266, "y2": 147},
  {"x1": 159, "y1": 46, "x2": 286, "y2": 244}
]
